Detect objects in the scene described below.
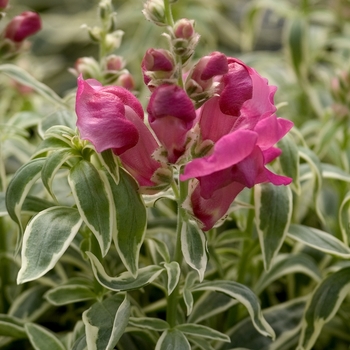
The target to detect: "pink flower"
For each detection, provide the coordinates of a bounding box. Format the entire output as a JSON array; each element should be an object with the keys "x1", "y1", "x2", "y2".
[
  {"x1": 76, "y1": 76, "x2": 142, "y2": 154},
  {"x1": 76, "y1": 76, "x2": 169, "y2": 193},
  {"x1": 180, "y1": 55, "x2": 293, "y2": 231},
  {"x1": 4, "y1": 11, "x2": 41, "y2": 42},
  {"x1": 147, "y1": 84, "x2": 196, "y2": 163}
]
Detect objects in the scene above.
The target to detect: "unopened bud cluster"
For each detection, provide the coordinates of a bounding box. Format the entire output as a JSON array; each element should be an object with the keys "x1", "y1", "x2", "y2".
[{"x1": 142, "y1": 0, "x2": 167, "y2": 27}]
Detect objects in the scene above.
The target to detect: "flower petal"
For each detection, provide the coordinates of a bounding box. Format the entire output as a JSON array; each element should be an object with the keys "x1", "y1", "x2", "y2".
[
  {"x1": 180, "y1": 129, "x2": 258, "y2": 181},
  {"x1": 76, "y1": 76, "x2": 141, "y2": 154}
]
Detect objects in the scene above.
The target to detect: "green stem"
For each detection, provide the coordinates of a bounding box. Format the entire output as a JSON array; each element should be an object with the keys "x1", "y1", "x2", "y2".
[
  {"x1": 166, "y1": 174, "x2": 188, "y2": 327},
  {"x1": 164, "y1": 0, "x2": 174, "y2": 27}
]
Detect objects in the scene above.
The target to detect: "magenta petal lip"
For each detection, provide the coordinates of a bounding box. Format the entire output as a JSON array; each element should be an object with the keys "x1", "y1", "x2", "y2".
[{"x1": 180, "y1": 130, "x2": 258, "y2": 181}]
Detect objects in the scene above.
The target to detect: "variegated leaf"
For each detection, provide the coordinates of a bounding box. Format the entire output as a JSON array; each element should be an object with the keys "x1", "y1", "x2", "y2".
[
  {"x1": 17, "y1": 207, "x2": 82, "y2": 284},
  {"x1": 128, "y1": 317, "x2": 169, "y2": 331},
  {"x1": 106, "y1": 169, "x2": 147, "y2": 277},
  {"x1": 5, "y1": 158, "x2": 45, "y2": 233},
  {"x1": 68, "y1": 160, "x2": 114, "y2": 256},
  {"x1": 338, "y1": 191, "x2": 350, "y2": 245},
  {"x1": 176, "y1": 323, "x2": 230, "y2": 342},
  {"x1": 86, "y1": 252, "x2": 164, "y2": 291},
  {"x1": 25, "y1": 323, "x2": 66, "y2": 350},
  {"x1": 156, "y1": 329, "x2": 191, "y2": 350},
  {"x1": 298, "y1": 267, "x2": 350, "y2": 350},
  {"x1": 288, "y1": 224, "x2": 350, "y2": 258},
  {"x1": 163, "y1": 261, "x2": 181, "y2": 295},
  {"x1": 255, "y1": 183, "x2": 292, "y2": 270},
  {"x1": 83, "y1": 293, "x2": 130, "y2": 350},
  {"x1": 0, "y1": 314, "x2": 26, "y2": 338},
  {"x1": 41, "y1": 148, "x2": 79, "y2": 201},
  {"x1": 191, "y1": 281, "x2": 275, "y2": 339},
  {"x1": 181, "y1": 220, "x2": 207, "y2": 282},
  {"x1": 254, "y1": 253, "x2": 321, "y2": 295},
  {"x1": 0, "y1": 64, "x2": 66, "y2": 107}
]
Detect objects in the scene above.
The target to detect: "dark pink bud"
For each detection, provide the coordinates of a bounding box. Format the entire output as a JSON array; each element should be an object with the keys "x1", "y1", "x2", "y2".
[
  {"x1": 147, "y1": 84, "x2": 196, "y2": 163},
  {"x1": 142, "y1": 48, "x2": 174, "y2": 72},
  {"x1": 5, "y1": 11, "x2": 41, "y2": 42}
]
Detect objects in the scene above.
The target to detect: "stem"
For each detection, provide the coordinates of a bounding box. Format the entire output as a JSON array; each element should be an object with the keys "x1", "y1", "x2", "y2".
[
  {"x1": 166, "y1": 173, "x2": 188, "y2": 327},
  {"x1": 164, "y1": 0, "x2": 174, "y2": 27}
]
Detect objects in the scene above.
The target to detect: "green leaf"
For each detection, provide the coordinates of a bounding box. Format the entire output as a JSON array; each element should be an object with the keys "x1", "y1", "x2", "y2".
[
  {"x1": 45, "y1": 284, "x2": 95, "y2": 306},
  {"x1": 191, "y1": 281, "x2": 275, "y2": 339},
  {"x1": 163, "y1": 261, "x2": 181, "y2": 295},
  {"x1": 278, "y1": 133, "x2": 300, "y2": 194},
  {"x1": 299, "y1": 147, "x2": 325, "y2": 225},
  {"x1": 25, "y1": 323, "x2": 66, "y2": 350},
  {"x1": 183, "y1": 271, "x2": 198, "y2": 316},
  {"x1": 68, "y1": 160, "x2": 114, "y2": 256},
  {"x1": 288, "y1": 224, "x2": 350, "y2": 258},
  {"x1": 98, "y1": 149, "x2": 119, "y2": 184},
  {"x1": 17, "y1": 207, "x2": 82, "y2": 284},
  {"x1": 254, "y1": 253, "x2": 321, "y2": 295},
  {"x1": 188, "y1": 292, "x2": 237, "y2": 324},
  {"x1": 106, "y1": 169, "x2": 147, "y2": 277},
  {"x1": 9, "y1": 285, "x2": 50, "y2": 321},
  {"x1": 0, "y1": 192, "x2": 55, "y2": 217},
  {"x1": 128, "y1": 317, "x2": 169, "y2": 331},
  {"x1": 338, "y1": 191, "x2": 350, "y2": 246},
  {"x1": 181, "y1": 220, "x2": 207, "y2": 282},
  {"x1": 298, "y1": 267, "x2": 350, "y2": 350},
  {"x1": 82, "y1": 293, "x2": 130, "y2": 350},
  {"x1": 322, "y1": 163, "x2": 350, "y2": 183},
  {"x1": 33, "y1": 137, "x2": 73, "y2": 158},
  {"x1": 156, "y1": 329, "x2": 191, "y2": 350},
  {"x1": 0, "y1": 64, "x2": 67, "y2": 107},
  {"x1": 39, "y1": 110, "x2": 77, "y2": 136},
  {"x1": 255, "y1": 183, "x2": 292, "y2": 270},
  {"x1": 42, "y1": 149, "x2": 79, "y2": 201},
  {"x1": 286, "y1": 17, "x2": 307, "y2": 78},
  {"x1": 224, "y1": 297, "x2": 306, "y2": 350},
  {"x1": 176, "y1": 323, "x2": 230, "y2": 342},
  {"x1": 86, "y1": 252, "x2": 164, "y2": 291},
  {"x1": 146, "y1": 237, "x2": 171, "y2": 263},
  {"x1": 0, "y1": 314, "x2": 26, "y2": 338},
  {"x1": 5, "y1": 158, "x2": 45, "y2": 233}
]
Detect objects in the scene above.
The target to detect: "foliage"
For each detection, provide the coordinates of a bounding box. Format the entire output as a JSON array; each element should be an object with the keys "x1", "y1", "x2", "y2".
[{"x1": 1, "y1": 0, "x2": 350, "y2": 350}]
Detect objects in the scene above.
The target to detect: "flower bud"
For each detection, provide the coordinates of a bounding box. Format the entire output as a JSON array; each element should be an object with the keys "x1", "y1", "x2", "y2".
[
  {"x1": 171, "y1": 19, "x2": 200, "y2": 64},
  {"x1": 142, "y1": 0, "x2": 167, "y2": 27},
  {"x1": 72, "y1": 57, "x2": 102, "y2": 79},
  {"x1": 116, "y1": 73, "x2": 135, "y2": 91},
  {"x1": 141, "y1": 48, "x2": 176, "y2": 89},
  {"x1": 104, "y1": 54, "x2": 125, "y2": 71},
  {"x1": 174, "y1": 18, "x2": 195, "y2": 39},
  {"x1": 104, "y1": 30, "x2": 124, "y2": 52},
  {"x1": 0, "y1": 0, "x2": 9, "y2": 10},
  {"x1": 185, "y1": 52, "x2": 228, "y2": 105},
  {"x1": 4, "y1": 11, "x2": 41, "y2": 43}
]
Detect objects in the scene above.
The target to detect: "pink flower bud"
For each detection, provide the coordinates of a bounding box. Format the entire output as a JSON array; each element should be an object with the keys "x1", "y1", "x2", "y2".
[
  {"x1": 147, "y1": 84, "x2": 196, "y2": 163},
  {"x1": 116, "y1": 73, "x2": 135, "y2": 91},
  {"x1": 185, "y1": 52, "x2": 228, "y2": 102},
  {"x1": 73, "y1": 57, "x2": 101, "y2": 79},
  {"x1": 105, "y1": 55, "x2": 125, "y2": 71},
  {"x1": 0, "y1": 0, "x2": 9, "y2": 10},
  {"x1": 141, "y1": 48, "x2": 175, "y2": 88},
  {"x1": 4, "y1": 11, "x2": 41, "y2": 42},
  {"x1": 174, "y1": 19, "x2": 195, "y2": 39}
]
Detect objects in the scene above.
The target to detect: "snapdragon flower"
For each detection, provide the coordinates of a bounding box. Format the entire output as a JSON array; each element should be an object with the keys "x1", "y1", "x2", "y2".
[{"x1": 180, "y1": 54, "x2": 293, "y2": 230}]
